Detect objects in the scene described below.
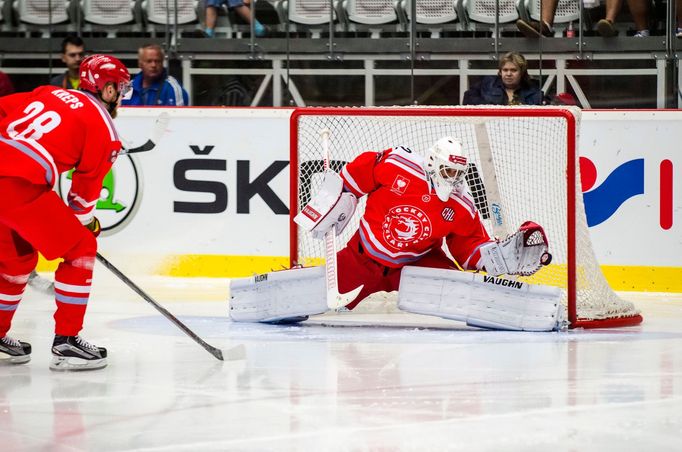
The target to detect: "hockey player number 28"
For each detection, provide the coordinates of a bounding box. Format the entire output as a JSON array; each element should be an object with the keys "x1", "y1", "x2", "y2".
[{"x1": 6, "y1": 101, "x2": 62, "y2": 141}]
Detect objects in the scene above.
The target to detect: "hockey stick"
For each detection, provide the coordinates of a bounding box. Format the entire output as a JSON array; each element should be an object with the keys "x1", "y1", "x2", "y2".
[
  {"x1": 320, "y1": 130, "x2": 364, "y2": 311},
  {"x1": 120, "y1": 112, "x2": 170, "y2": 155},
  {"x1": 96, "y1": 253, "x2": 245, "y2": 361},
  {"x1": 475, "y1": 122, "x2": 508, "y2": 241}
]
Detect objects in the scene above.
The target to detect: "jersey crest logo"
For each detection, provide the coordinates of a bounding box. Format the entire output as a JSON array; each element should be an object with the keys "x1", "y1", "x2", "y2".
[
  {"x1": 391, "y1": 175, "x2": 410, "y2": 195},
  {"x1": 441, "y1": 207, "x2": 455, "y2": 221},
  {"x1": 382, "y1": 205, "x2": 432, "y2": 250}
]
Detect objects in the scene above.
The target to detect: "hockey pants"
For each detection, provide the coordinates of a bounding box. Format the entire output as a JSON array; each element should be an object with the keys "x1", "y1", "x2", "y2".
[
  {"x1": 338, "y1": 232, "x2": 456, "y2": 310},
  {"x1": 0, "y1": 177, "x2": 97, "y2": 337}
]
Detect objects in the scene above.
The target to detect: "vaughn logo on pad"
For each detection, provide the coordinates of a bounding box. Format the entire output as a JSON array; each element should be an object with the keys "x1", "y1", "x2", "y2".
[{"x1": 483, "y1": 275, "x2": 524, "y2": 289}]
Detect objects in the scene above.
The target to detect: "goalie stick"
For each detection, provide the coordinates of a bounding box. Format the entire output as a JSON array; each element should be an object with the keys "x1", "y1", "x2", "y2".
[
  {"x1": 96, "y1": 253, "x2": 245, "y2": 361},
  {"x1": 120, "y1": 112, "x2": 170, "y2": 155},
  {"x1": 320, "y1": 130, "x2": 364, "y2": 311},
  {"x1": 475, "y1": 122, "x2": 551, "y2": 273}
]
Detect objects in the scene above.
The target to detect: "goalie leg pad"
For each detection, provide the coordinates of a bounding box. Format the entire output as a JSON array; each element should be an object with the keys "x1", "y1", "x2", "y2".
[
  {"x1": 397, "y1": 266, "x2": 564, "y2": 332},
  {"x1": 229, "y1": 266, "x2": 328, "y2": 322}
]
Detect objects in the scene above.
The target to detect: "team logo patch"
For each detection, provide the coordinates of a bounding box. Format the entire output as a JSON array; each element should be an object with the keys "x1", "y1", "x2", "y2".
[
  {"x1": 382, "y1": 205, "x2": 432, "y2": 250},
  {"x1": 391, "y1": 175, "x2": 410, "y2": 195},
  {"x1": 441, "y1": 207, "x2": 455, "y2": 221}
]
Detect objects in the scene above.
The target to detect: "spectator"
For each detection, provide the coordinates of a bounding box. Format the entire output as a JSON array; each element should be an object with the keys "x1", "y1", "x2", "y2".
[
  {"x1": 0, "y1": 71, "x2": 14, "y2": 97},
  {"x1": 122, "y1": 44, "x2": 189, "y2": 106},
  {"x1": 204, "y1": 0, "x2": 266, "y2": 38},
  {"x1": 50, "y1": 36, "x2": 86, "y2": 89},
  {"x1": 463, "y1": 52, "x2": 543, "y2": 106},
  {"x1": 596, "y1": 0, "x2": 650, "y2": 37}
]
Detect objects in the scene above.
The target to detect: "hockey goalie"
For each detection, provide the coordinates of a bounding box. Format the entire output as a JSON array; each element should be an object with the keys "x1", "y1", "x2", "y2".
[{"x1": 229, "y1": 137, "x2": 564, "y2": 332}]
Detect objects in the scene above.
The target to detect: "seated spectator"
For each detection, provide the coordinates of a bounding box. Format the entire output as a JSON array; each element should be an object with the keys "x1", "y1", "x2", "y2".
[
  {"x1": 596, "y1": 0, "x2": 650, "y2": 37},
  {"x1": 50, "y1": 36, "x2": 85, "y2": 89},
  {"x1": 463, "y1": 52, "x2": 543, "y2": 106},
  {"x1": 204, "y1": 0, "x2": 266, "y2": 38},
  {"x1": 0, "y1": 71, "x2": 14, "y2": 97},
  {"x1": 122, "y1": 44, "x2": 189, "y2": 106}
]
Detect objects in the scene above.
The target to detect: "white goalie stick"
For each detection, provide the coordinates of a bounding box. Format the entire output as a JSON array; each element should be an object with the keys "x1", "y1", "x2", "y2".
[
  {"x1": 474, "y1": 122, "x2": 508, "y2": 241},
  {"x1": 475, "y1": 122, "x2": 552, "y2": 272},
  {"x1": 320, "y1": 130, "x2": 364, "y2": 311},
  {"x1": 96, "y1": 253, "x2": 246, "y2": 362},
  {"x1": 120, "y1": 112, "x2": 170, "y2": 155}
]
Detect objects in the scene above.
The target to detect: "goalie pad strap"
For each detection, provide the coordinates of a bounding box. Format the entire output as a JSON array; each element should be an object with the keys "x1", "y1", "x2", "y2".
[
  {"x1": 229, "y1": 267, "x2": 328, "y2": 322},
  {"x1": 397, "y1": 266, "x2": 564, "y2": 332}
]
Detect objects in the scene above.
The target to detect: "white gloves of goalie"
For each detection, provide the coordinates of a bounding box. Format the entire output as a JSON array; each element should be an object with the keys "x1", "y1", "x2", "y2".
[
  {"x1": 294, "y1": 171, "x2": 358, "y2": 240},
  {"x1": 479, "y1": 221, "x2": 552, "y2": 277}
]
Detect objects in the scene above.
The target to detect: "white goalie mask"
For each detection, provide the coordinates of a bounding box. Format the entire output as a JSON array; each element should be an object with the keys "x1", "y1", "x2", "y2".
[{"x1": 424, "y1": 136, "x2": 468, "y2": 202}]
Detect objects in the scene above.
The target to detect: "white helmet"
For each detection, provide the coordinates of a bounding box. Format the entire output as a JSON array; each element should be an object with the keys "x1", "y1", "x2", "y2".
[{"x1": 424, "y1": 136, "x2": 468, "y2": 202}]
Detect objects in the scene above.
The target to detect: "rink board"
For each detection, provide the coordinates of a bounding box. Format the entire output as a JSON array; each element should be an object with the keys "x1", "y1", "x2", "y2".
[{"x1": 37, "y1": 108, "x2": 681, "y2": 292}]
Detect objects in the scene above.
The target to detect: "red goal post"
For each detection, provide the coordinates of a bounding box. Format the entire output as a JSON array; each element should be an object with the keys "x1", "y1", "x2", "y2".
[{"x1": 289, "y1": 106, "x2": 643, "y2": 329}]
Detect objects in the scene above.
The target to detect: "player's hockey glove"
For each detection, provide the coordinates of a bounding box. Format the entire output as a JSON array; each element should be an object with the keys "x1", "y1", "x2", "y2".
[{"x1": 84, "y1": 217, "x2": 102, "y2": 237}]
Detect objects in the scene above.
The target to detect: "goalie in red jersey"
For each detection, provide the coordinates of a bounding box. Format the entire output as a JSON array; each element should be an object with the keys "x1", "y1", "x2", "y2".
[
  {"x1": 230, "y1": 137, "x2": 563, "y2": 332},
  {"x1": 0, "y1": 55, "x2": 130, "y2": 370}
]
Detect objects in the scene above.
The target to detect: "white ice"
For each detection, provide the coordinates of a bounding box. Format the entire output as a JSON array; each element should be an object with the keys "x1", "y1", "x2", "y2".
[{"x1": 1, "y1": 268, "x2": 682, "y2": 452}]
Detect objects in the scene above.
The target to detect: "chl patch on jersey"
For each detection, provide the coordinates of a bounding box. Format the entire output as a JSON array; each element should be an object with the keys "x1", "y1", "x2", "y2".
[
  {"x1": 441, "y1": 207, "x2": 455, "y2": 221},
  {"x1": 422, "y1": 194, "x2": 431, "y2": 203},
  {"x1": 391, "y1": 175, "x2": 410, "y2": 195}
]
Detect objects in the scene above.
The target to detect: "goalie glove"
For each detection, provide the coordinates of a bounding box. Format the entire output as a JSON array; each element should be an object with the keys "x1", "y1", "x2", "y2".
[
  {"x1": 294, "y1": 171, "x2": 358, "y2": 240},
  {"x1": 479, "y1": 221, "x2": 552, "y2": 277}
]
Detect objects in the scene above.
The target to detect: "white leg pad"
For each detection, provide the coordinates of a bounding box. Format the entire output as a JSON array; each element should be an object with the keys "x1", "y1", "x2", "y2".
[
  {"x1": 229, "y1": 266, "x2": 328, "y2": 322},
  {"x1": 398, "y1": 266, "x2": 565, "y2": 332}
]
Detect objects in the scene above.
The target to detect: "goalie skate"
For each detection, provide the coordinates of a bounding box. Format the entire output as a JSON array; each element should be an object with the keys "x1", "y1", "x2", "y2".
[{"x1": 50, "y1": 335, "x2": 108, "y2": 371}]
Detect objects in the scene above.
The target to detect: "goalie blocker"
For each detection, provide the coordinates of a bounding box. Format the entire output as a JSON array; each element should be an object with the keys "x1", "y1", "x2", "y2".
[{"x1": 229, "y1": 266, "x2": 564, "y2": 332}]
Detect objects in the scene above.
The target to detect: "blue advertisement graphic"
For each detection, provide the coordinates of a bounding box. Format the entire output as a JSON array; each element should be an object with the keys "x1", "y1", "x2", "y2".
[{"x1": 583, "y1": 159, "x2": 644, "y2": 227}]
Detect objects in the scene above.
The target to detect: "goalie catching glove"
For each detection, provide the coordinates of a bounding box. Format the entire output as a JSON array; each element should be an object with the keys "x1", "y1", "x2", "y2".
[
  {"x1": 479, "y1": 221, "x2": 552, "y2": 277},
  {"x1": 294, "y1": 171, "x2": 357, "y2": 240}
]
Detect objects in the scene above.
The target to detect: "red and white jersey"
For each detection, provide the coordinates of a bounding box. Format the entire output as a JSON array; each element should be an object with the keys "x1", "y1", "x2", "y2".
[
  {"x1": 0, "y1": 86, "x2": 121, "y2": 224},
  {"x1": 340, "y1": 146, "x2": 493, "y2": 269}
]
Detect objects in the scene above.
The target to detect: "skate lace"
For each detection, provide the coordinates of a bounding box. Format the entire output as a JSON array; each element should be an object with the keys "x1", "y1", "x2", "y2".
[
  {"x1": 75, "y1": 336, "x2": 98, "y2": 351},
  {"x1": 1, "y1": 335, "x2": 20, "y2": 347}
]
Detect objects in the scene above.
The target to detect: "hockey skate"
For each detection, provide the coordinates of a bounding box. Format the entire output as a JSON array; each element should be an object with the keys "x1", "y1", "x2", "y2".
[
  {"x1": 50, "y1": 335, "x2": 107, "y2": 371},
  {"x1": 0, "y1": 335, "x2": 32, "y2": 364}
]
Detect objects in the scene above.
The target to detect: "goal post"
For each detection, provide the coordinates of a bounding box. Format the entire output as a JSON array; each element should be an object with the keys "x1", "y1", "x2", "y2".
[{"x1": 289, "y1": 106, "x2": 643, "y2": 329}]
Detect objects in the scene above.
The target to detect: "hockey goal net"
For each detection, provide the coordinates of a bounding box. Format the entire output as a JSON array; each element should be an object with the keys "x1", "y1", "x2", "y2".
[{"x1": 289, "y1": 106, "x2": 642, "y2": 329}]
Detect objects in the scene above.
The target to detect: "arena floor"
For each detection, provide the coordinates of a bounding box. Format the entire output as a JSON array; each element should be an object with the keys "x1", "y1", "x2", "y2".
[{"x1": 1, "y1": 272, "x2": 681, "y2": 451}]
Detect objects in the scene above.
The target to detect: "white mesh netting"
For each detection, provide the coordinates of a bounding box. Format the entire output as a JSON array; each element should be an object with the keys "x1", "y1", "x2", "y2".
[{"x1": 291, "y1": 106, "x2": 640, "y2": 325}]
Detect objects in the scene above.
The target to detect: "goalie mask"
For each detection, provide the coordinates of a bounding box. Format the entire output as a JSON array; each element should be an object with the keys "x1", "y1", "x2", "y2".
[{"x1": 424, "y1": 136, "x2": 468, "y2": 202}]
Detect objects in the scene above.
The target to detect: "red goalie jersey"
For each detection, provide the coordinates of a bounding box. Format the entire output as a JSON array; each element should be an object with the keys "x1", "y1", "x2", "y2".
[
  {"x1": 340, "y1": 145, "x2": 492, "y2": 270},
  {"x1": 0, "y1": 86, "x2": 122, "y2": 224}
]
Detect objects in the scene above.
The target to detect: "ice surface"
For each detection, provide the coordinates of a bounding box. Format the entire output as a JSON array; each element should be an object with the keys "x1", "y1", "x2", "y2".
[{"x1": 1, "y1": 271, "x2": 681, "y2": 451}]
